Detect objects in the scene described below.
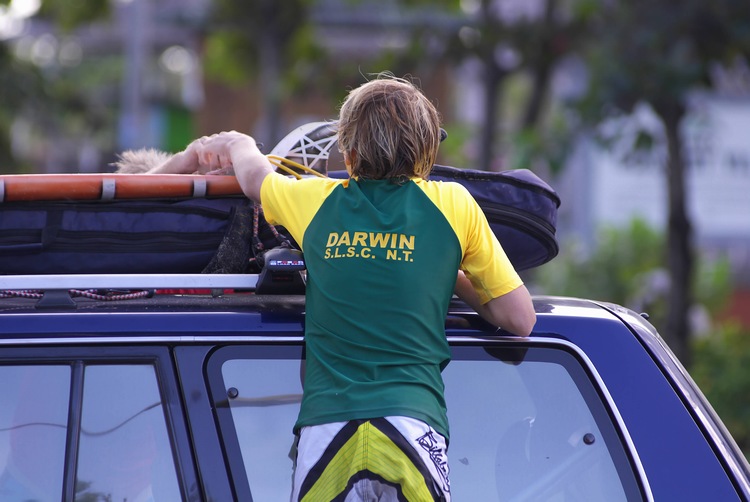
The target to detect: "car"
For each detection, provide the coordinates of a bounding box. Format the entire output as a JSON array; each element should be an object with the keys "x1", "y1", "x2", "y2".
[{"x1": 0, "y1": 271, "x2": 748, "y2": 502}]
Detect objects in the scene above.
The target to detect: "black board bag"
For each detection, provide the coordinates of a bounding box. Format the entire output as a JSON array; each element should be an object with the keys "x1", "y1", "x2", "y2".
[
  {"x1": 0, "y1": 165, "x2": 559, "y2": 275},
  {"x1": 428, "y1": 165, "x2": 560, "y2": 272}
]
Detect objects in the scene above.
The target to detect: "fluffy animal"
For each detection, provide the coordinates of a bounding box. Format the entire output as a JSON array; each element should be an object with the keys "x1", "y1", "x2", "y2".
[{"x1": 112, "y1": 148, "x2": 174, "y2": 174}]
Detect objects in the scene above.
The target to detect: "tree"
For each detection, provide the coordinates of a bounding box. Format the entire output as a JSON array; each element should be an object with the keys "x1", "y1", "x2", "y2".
[
  {"x1": 310, "y1": 0, "x2": 581, "y2": 171},
  {"x1": 574, "y1": 0, "x2": 750, "y2": 365},
  {"x1": 426, "y1": 0, "x2": 597, "y2": 172},
  {"x1": 202, "y1": 0, "x2": 324, "y2": 145},
  {"x1": 0, "y1": 0, "x2": 116, "y2": 172},
  {"x1": 0, "y1": 42, "x2": 45, "y2": 171},
  {"x1": 692, "y1": 322, "x2": 750, "y2": 459},
  {"x1": 0, "y1": 0, "x2": 109, "y2": 169},
  {"x1": 534, "y1": 218, "x2": 731, "y2": 331}
]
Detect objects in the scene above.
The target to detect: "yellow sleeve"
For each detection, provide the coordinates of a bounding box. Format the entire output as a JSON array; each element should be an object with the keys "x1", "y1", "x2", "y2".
[
  {"x1": 260, "y1": 173, "x2": 344, "y2": 249},
  {"x1": 461, "y1": 205, "x2": 523, "y2": 304},
  {"x1": 417, "y1": 179, "x2": 523, "y2": 304}
]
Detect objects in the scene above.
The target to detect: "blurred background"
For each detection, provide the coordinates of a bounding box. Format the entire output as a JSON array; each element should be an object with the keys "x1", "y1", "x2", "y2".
[{"x1": 0, "y1": 0, "x2": 749, "y2": 457}]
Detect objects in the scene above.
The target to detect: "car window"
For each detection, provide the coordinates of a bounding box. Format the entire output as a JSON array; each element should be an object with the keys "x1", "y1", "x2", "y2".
[
  {"x1": 445, "y1": 344, "x2": 644, "y2": 501},
  {"x1": 0, "y1": 362, "x2": 182, "y2": 502},
  {"x1": 75, "y1": 364, "x2": 182, "y2": 502},
  {"x1": 220, "y1": 354, "x2": 303, "y2": 502},
  {"x1": 212, "y1": 343, "x2": 644, "y2": 501},
  {"x1": 0, "y1": 365, "x2": 71, "y2": 502}
]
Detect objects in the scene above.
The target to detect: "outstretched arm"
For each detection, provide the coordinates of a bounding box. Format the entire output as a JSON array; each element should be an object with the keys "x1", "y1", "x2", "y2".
[
  {"x1": 146, "y1": 138, "x2": 231, "y2": 175},
  {"x1": 454, "y1": 270, "x2": 536, "y2": 337},
  {"x1": 146, "y1": 148, "x2": 200, "y2": 174},
  {"x1": 193, "y1": 131, "x2": 276, "y2": 202},
  {"x1": 113, "y1": 138, "x2": 222, "y2": 175}
]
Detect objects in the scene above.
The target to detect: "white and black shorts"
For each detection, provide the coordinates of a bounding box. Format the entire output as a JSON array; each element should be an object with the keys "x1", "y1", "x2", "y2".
[{"x1": 291, "y1": 416, "x2": 450, "y2": 501}]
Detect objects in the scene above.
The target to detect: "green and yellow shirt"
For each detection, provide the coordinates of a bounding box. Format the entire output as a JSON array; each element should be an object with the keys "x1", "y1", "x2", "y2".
[{"x1": 261, "y1": 173, "x2": 522, "y2": 439}]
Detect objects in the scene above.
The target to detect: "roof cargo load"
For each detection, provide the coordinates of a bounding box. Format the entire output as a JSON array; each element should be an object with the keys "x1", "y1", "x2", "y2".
[{"x1": 0, "y1": 122, "x2": 560, "y2": 276}]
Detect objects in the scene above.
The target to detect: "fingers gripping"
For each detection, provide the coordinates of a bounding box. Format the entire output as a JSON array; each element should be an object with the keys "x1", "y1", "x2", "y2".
[{"x1": 195, "y1": 133, "x2": 237, "y2": 171}]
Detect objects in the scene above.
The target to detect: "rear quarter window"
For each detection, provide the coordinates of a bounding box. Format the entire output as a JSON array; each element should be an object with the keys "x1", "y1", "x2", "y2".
[
  {"x1": 445, "y1": 343, "x2": 645, "y2": 501},
  {"x1": 209, "y1": 342, "x2": 645, "y2": 501}
]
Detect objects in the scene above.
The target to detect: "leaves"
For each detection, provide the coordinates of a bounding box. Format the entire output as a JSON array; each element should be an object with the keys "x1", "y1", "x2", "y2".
[
  {"x1": 578, "y1": 0, "x2": 750, "y2": 119},
  {"x1": 203, "y1": 0, "x2": 316, "y2": 85},
  {"x1": 37, "y1": 0, "x2": 110, "y2": 32},
  {"x1": 692, "y1": 322, "x2": 750, "y2": 459},
  {"x1": 533, "y1": 218, "x2": 731, "y2": 332}
]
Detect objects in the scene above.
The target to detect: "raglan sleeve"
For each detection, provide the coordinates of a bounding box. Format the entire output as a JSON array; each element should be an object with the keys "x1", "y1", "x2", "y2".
[
  {"x1": 259, "y1": 173, "x2": 339, "y2": 249},
  {"x1": 456, "y1": 186, "x2": 524, "y2": 304}
]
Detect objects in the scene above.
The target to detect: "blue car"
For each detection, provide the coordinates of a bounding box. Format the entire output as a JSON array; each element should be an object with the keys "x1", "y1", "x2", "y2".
[
  {"x1": 0, "y1": 271, "x2": 747, "y2": 501},
  {"x1": 0, "y1": 124, "x2": 746, "y2": 500}
]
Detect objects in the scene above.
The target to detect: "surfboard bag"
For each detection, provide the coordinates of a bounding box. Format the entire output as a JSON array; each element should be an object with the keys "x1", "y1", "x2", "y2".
[
  {"x1": 0, "y1": 165, "x2": 558, "y2": 275},
  {"x1": 0, "y1": 197, "x2": 292, "y2": 275}
]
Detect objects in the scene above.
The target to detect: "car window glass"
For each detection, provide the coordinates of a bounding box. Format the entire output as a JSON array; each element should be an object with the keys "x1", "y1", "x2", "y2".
[
  {"x1": 444, "y1": 346, "x2": 642, "y2": 501},
  {"x1": 222, "y1": 358, "x2": 303, "y2": 501},
  {"x1": 0, "y1": 365, "x2": 71, "y2": 502},
  {"x1": 75, "y1": 365, "x2": 182, "y2": 502},
  {"x1": 215, "y1": 345, "x2": 642, "y2": 501}
]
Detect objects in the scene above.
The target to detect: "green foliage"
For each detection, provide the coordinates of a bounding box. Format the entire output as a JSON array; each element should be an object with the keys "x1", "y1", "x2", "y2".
[
  {"x1": 37, "y1": 0, "x2": 110, "y2": 32},
  {"x1": 0, "y1": 0, "x2": 117, "y2": 171},
  {"x1": 508, "y1": 121, "x2": 572, "y2": 175},
  {"x1": 203, "y1": 0, "x2": 317, "y2": 87},
  {"x1": 203, "y1": 32, "x2": 257, "y2": 86},
  {"x1": 569, "y1": 0, "x2": 750, "y2": 361},
  {"x1": 692, "y1": 322, "x2": 750, "y2": 460},
  {"x1": 437, "y1": 123, "x2": 474, "y2": 168},
  {"x1": 533, "y1": 218, "x2": 731, "y2": 330},
  {"x1": 51, "y1": 56, "x2": 122, "y2": 133},
  {"x1": 694, "y1": 254, "x2": 732, "y2": 317},
  {"x1": 575, "y1": 0, "x2": 750, "y2": 121},
  {"x1": 535, "y1": 218, "x2": 665, "y2": 305},
  {"x1": 0, "y1": 43, "x2": 47, "y2": 170},
  {"x1": 283, "y1": 24, "x2": 335, "y2": 97}
]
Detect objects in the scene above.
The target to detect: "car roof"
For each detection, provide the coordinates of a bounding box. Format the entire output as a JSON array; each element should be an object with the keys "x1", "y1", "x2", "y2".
[{"x1": 0, "y1": 278, "x2": 628, "y2": 341}]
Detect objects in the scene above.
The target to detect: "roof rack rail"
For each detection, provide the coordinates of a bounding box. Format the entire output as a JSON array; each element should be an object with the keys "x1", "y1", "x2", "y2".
[
  {"x1": 1, "y1": 249, "x2": 307, "y2": 308},
  {"x1": 0, "y1": 274, "x2": 264, "y2": 309},
  {"x1": 0, "y1": 274, "x2": 259, "y2": 291}
]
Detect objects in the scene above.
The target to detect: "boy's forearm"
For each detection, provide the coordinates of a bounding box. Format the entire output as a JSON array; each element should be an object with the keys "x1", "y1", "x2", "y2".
[
  {"x1": 227, "y1": 137, "x2": 275, "y2": 202},
  {"x1": 454, "y1": 271, "x2": 484, "y2": 314},
  {"x1": 147, "y1": 150, "x2": 196, "y2": 174},
  {"x1": 454, "y1": 271, "x2": 535, "y2": 337}
]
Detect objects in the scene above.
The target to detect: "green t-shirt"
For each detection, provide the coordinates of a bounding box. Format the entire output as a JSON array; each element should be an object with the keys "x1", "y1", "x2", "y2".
[{"x1": 261, "y1": 173, "x2": 522, "y2": 439}]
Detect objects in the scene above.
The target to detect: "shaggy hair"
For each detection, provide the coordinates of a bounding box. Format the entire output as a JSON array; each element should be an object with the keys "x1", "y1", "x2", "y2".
[
  {"x1": 337, "y1": 74, "x2": 442, "y2": 181},
  {"x1": 111, "y1": 148, "x2": 173, "y2": 174}
]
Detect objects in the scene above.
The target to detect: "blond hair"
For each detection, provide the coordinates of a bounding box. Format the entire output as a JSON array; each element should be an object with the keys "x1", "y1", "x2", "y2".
[{"x1": 337, "y1": 74, "x2": 441, "y2": 180}]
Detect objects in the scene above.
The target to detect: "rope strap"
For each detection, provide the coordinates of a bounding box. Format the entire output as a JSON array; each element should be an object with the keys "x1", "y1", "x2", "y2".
[{"x1": 0, "y1": 289, "x2": 151, "y2": 301}]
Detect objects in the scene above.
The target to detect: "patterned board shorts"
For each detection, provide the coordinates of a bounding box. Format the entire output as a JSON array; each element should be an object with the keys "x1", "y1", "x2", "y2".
[{"x1": 291, "y1": 416, "x2": 451, "y2": 502}]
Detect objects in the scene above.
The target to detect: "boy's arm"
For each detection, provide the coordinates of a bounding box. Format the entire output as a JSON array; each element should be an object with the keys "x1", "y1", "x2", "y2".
[
  {"x1": 454, "y1": 270, "x2": 536, "y2": 337},
  {"x1": 194, "y1": 131, "x2": 276, "y2": 202},
  {"x1": 146, "y1": 148, "x2": 200, "y2": 174}
]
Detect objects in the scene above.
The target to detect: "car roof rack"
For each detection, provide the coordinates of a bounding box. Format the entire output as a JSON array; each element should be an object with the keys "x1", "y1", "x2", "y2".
[
  {"x1": 0, "y1": 265, "x2": 305, "y2": 309},
  {"x1": 0, "y1": 249, "x2": 308, "y2": 309},
  {"x1": 0, "y1": 273, "x2": 268, "y2": 309},
  {"x1": 0, "y1": 273, "x2": 259, "y2": 291}
]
